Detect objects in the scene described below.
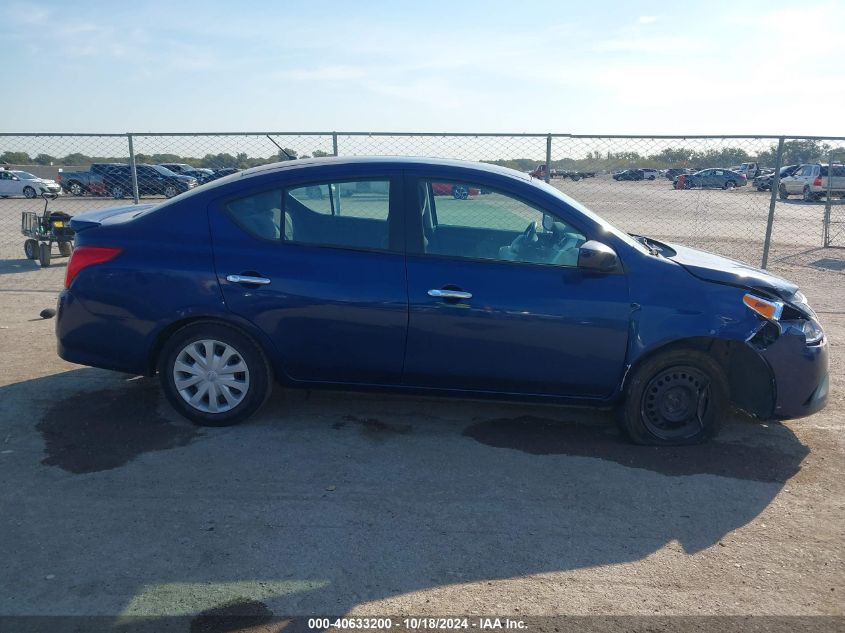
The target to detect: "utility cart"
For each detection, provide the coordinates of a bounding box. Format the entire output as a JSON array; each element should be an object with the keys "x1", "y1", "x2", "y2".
[{"x1": 21, "y1": 193, "x2": 74, "y2": 267}]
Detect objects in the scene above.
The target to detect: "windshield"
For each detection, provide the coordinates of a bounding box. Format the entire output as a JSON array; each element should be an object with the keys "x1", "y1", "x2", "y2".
[
  {"x1": 151, "y1": 165, "x2": 178, "y2": 176},
  {"x1": 13, "y1": 171, "x2": 37, "y2": 180},
  {"x1": 532, "y1": 179, "x2": 650, "y2": 255}
]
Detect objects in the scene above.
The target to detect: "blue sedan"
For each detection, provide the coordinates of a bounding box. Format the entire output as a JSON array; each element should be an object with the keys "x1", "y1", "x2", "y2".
[{"x1": 56, "y1": 157, "x2": 828, "y2": 445}]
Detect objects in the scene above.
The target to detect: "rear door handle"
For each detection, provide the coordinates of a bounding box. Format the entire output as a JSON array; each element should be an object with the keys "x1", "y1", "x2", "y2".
[
  {"x1": 428, "y1": 288, "x2": 472, "y2": 300},
  {"x1": 226, "y1": 274, "x2": 271, "y2": 286}
]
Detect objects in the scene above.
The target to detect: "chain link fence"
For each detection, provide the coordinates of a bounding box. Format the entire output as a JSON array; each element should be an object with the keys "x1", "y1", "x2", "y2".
[{"x1": 1, "y1": 132, "x2": 843, "y2": 274}]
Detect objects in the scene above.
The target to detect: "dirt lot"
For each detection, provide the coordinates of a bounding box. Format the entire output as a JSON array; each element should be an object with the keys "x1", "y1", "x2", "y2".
[{"x1": 0, "y1": 181, "x2": 843, "y2": 630}]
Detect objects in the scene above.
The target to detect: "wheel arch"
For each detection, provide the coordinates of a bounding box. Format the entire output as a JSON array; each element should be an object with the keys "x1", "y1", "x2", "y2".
[
  {"x1": 146, "y1": 314, "x2": 283, "y2": 382},
  {"x1": 623, "y1": 336, "x2": 775, "y2": 418}
]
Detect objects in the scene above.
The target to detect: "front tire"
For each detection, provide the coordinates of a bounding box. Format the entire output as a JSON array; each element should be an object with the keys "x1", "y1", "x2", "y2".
[
  {"x1": 724, "y1": 180, "x2": 736, "y2": 190},
  {"x1": 58, "y1": 242, "x2": 73, "y2": 257},
  {"x1": 111, "y1": 185, "x2": 126, "y2": 199},
  {"x1": 38, "y1": 242, "x2": 51, "y2": 267},
  {"x1": 68, "y1": 181, "x2": 84, "y2": 196},
  {"x1": 779, "y1": 185, "x2": 789, "y2": 199},
  {"x1": 23, "y1": 186, "x2": 37, "y2": 199},
  {"x1": 619, "y1": 349, "x2": 728, "y2": 445},
  {"x1": 164, "y1": 184, "x2": 178, "y2": 198},
  {"x1": 24, "y1": 239, "x2": 38, "y2": 260},
  {"x1": 158, "y1": 322, "x2": 272, "y2": 427}
]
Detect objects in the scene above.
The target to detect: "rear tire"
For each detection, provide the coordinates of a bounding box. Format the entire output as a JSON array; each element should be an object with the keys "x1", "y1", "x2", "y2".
[
  {"x1": 58, "y1": 242, "x2": 73, "y2": 257},
  {"x1": 619, "y1": 349, "x2": 728, "y2": 446},
  {"x1": 38, "y1": 242, "x2": 51, "y2": 267},
  {"x1": 724, "y1": 180, "x2": 736, "y2": 190},
  {"x1": 111, "y1": 185, "x2": 125, "y2": 199},
  {"x1": 779, "y1": 184, "x2": 789, "y2": 199},
  {"x1": 158, "y1": 322, "x2": 272, "y2": 427},
  {"x1": 802, "y1": 186, "x2": 815, "y2": 202}
]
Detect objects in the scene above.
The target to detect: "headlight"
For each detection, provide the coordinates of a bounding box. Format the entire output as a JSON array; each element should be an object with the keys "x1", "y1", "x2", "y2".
[{"x1": 802, "y1": 318, "x2": 824, "y2": 345}]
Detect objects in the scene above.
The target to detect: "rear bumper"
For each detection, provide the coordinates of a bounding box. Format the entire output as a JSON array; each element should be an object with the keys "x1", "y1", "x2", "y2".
[
  {"x1": 758, "y1": 328, "x2": 829, "y2": 419},
  {"x1": 56, "y1": 289, "x2": 149, "y2": 375}
]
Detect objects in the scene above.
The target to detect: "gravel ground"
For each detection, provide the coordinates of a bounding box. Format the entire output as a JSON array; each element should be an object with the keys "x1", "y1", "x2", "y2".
[{"x1": 0, "y1": 186, "x2": 842, "y2": 631}]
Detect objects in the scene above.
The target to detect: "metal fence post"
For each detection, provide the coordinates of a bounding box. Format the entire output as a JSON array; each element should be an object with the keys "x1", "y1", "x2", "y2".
[
  {"x1": 332, "y1": 132, "x2": 339, "y2": 157},
  {"x1": 127, "y1": 133, "x2": 140, "y2": 204},
  {"x1": 544, "y1": 134, "x2": 552, "y2": 183},
  {"x1": 761, "y1": 137, "x2": 785, "y2": 269},
  {"x1": 823, "y1": 150, "x2": 835, "y2": 247}
]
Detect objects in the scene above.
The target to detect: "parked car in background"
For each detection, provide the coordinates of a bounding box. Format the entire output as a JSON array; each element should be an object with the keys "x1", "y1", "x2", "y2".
[
  {"x1": 159, "y1": 163, "x2": 215, "y2": 184},
  {"x1": 665, "y1": 168, "x2": 692, "y2": 180},
  {"x1": 737, "y1": 162, "x2": 761, "y2": 180},
  {"x1": 528, "y1": 165, "x2": 596, "y2": 181},
  {"x1": 753, "y1": 165, "x2": 800, "y2": 192},
  {"x1": 613, "y1": 169, "x2": 644, "y2": 181},
  {"x1": 103, "y1": 164, "x2": 198, "y2": 199},
  {"x1": 56, "y1": 156, "x2": 828, "y2": 446},
  {"x1": 201, "y1": 167, "x2": 240, "y2": 184},
  {"x1": 675, "y1": 168, "x2": 747, "y2": 190},
  {"x1": 431, "y1": 182, "x2": 481, "y2": 198},
  {"x1": 0, "y1": 169, "x2": 62, "y2": 198},
  {"x1": 779, "y1": 164, "x2": 845, "y2": 201},
  {"x1": 640, "y1": 169, "x2": 658, "y2": 180},
  {"x1": 57, "y1": 163, "x2": 123, "y2": 196}
]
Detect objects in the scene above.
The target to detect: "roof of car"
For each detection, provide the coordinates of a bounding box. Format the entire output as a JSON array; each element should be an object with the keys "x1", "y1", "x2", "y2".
[{"x1": 237, "y1": 155, "x2": 532, "y2": 181}]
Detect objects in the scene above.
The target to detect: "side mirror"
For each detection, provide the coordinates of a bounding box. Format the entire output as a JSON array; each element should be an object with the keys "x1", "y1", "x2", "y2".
[{"x1": 578, "y1": 240, "x2": 618, "y2": 271}]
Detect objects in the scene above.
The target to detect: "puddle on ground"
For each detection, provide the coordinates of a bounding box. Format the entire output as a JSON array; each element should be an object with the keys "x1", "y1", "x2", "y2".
[
  {"x1": 463, "y1": 415, "x2": 807, "y2": 483},
  {"x1": 37, "y1": 379, "x2": 198, "y2": 474}
]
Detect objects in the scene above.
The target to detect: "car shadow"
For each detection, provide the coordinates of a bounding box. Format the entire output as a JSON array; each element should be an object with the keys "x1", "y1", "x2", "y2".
[{"x1": 0, "y1": 370, "x2": 811, "y2": 630}]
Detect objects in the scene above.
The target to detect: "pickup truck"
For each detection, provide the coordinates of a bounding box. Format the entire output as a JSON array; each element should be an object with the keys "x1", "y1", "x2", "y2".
[
  {"x1": 56, "y1": 163, "x2": 122, "y2": 196},
  {"x1": 528, "y1": 165, "x2": 596, "y2": 181}
]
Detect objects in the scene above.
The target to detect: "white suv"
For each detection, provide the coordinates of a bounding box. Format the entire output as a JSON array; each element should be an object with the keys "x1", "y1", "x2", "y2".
[
  {"x1": 779, "y1": 164, "x2": 845, "y2": 201},
  {"x1": 640, "y1": 169, "x2": 658, "y2": 180}
]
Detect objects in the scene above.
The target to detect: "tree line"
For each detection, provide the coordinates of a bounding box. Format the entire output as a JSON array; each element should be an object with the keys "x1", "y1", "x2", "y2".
[{"x1": 2, "y1": 140, "x2": 842, "y2": 172}]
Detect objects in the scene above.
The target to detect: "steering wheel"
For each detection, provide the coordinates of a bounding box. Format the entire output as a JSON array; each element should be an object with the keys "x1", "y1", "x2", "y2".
[{"x1": 523, "y1": 221, "x2": 538, "y2": 242}]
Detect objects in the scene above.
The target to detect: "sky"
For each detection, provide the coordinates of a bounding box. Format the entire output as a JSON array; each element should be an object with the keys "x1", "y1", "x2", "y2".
[{"x1": 2, "y1": 0, "x2": 844, "y2": 136}]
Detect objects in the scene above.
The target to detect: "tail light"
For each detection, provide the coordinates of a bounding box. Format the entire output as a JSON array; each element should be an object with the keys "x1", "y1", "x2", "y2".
[
  {"x1": 65, "y1": 246, "x2": 122, "y2": 288},
  {"x1": 813, "y1": 176, "x2": 822, "y2": 187}
]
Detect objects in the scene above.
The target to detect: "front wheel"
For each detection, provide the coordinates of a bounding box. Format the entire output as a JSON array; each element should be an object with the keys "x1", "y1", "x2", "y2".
[
  {"x1": 164, "y1": 184, "x2": 179, "y2": 198},
  {"x1": 58, "y1": 242, "x2": 73, "y2": 257},
  {"x1": 111, "y1": 185, "x2": 126, "y2": 199},
  {"x1": 23, "y1": 186, "x2": 37, "y2": 199},
  {"x1": 779, "y1": 185, "x2": 789, "y2": 199},
  {"x1": 38, "y1": 242, "x2": 51, "y2": 267},
  {"x1": 68, "y1": 182, "x2": 84, "y2": 196},
  {"x1": 452, "y1": 185, "x2": 469, "y2": 200},
  {"x1": 619, "y1": 349, "x2": 728, "y2": 445},
  {"x1": 158, "y1": 322, "x2": 272, "y2": 427},
  {"x1": 723, "y1": 180, "x2": 736, "y2": 190},
  {"x1": 802, "y1": 186, "x2": 816, "y2": 202}
]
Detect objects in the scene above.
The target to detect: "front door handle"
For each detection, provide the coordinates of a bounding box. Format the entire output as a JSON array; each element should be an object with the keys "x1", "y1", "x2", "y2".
[
  {"x1": 428, "y1": 288, "x2": 472, "y2": 300},
  {"x1": 226, "y1": 274, "x2": 271, "y2": 286}
]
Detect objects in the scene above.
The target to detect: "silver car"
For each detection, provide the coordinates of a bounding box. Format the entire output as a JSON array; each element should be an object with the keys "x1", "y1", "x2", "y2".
[{"x1": 779, "y1": 163, "x2": 845, "y2": 201}]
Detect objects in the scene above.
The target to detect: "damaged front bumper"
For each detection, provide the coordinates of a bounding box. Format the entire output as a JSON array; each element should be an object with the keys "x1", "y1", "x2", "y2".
[{"x1": 749, "y1": 320, "x2": 829, "y2": 419}]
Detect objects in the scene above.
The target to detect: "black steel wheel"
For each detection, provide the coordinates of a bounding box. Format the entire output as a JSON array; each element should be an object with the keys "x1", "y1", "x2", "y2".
[{"x1": 619, "y1": 349, "x2": 728, "y2": 445}]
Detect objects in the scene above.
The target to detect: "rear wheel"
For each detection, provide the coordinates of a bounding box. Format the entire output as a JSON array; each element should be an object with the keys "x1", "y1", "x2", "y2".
[
  {"x1": 779, "y1": 184, "x2": 789, "y2": 199},
  {"x1": 38, "y1": 242, "x2": 51, "y2": 267},
  {"x1": 111, "y1": 185, "x2": 126, "y2": 199},
  {"x1": 58, "y1": 242, "x2": 73, "y2": 257},
  {"x1": 24, "y1": 239, "x2": 38, "y2": 260},
  {"x1": 619, "y1": 349, "x2": 728, "y2": 445},
  {"x1": 724, "y1": 180, "x2": 736, "y2": 190},
  {"x1": 452, "y1": 185, "x2": 469, "y2": 200},
  {"x1": 158, "y1": 322, "x2": 272, "y2": 427},
  {"x1": 802, "y1": 186, "x2": 815, "y2": 202}
]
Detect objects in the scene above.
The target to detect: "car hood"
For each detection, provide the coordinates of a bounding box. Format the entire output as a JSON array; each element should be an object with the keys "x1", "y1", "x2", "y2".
[{"x1": 664, "y1": 242, "x2": 799, "y2": 298}]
